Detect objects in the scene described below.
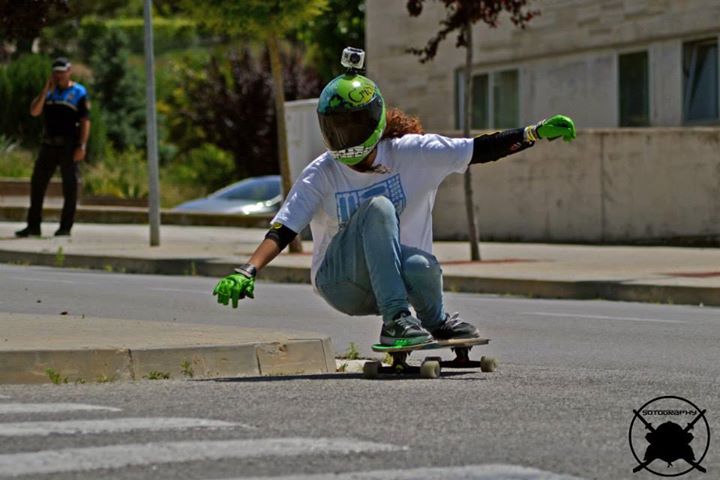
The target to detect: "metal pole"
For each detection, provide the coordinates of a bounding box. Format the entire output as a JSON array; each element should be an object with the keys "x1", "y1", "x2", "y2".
[{"x1": 143, "y1": 0, "x2": 161, "y2": 246}]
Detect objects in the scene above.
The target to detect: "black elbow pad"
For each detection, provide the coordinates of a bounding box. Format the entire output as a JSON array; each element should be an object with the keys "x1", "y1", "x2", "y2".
[{"x1": 265, "y1": 223, "x2": 298, "y2": 251}]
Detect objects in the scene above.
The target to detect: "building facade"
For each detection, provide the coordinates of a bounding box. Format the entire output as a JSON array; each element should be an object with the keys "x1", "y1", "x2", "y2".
[{"x1": 366, "y1": 0, "x2": 720, "y2": 131}]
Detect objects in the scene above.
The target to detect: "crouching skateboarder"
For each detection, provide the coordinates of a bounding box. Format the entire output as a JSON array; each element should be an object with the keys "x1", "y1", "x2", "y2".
[{"x1": 212, "y1": 49, "x2": 576, "y2": 347}]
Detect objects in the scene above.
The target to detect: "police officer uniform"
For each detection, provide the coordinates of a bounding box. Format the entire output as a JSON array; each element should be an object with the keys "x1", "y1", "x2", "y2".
[{"x1": 16, "y1": 58, "x2": 90, "y2": 237}]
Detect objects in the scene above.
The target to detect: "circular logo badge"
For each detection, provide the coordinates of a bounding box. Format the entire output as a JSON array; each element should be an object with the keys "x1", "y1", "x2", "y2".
[{"x1": 629, "y1": 396, "x2": 710, "y2": 476}]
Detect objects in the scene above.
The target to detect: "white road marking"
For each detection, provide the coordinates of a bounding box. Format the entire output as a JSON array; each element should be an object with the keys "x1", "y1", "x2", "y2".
[
  {"x1": 224, "y1": 464, "x2": 585, "y2": 480},
  {"x1": 0, "y1": 403, "x2": 121, "y2": 415},
  {"x1": 521, "y1": 312, "x2": 684, "y2": 324},
  {"x1": 0, "y1": 437, "x2": 402, "y2": 477},
  {"x1": 0, "y1": 417, "x2": 245, "y2": 436}
]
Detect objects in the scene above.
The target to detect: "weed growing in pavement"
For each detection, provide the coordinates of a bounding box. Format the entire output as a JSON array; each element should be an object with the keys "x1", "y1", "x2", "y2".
[
  {"x1": 144, "y1": 370, "x2": 170, "y2": 380},
  {"x1": 103, "y1": 264, "x2": 113, "y2": 272},
  {"x1": 46, "y1": 368, "x2": 67, "y2": 385},
  {"x1": 180, "y1": 360, "x2": 194, "y2": 378},
  {"x1": 54, "y1": 247, "x2": 64, "y2": 267},
  {"x1": 336, "y1": 363, "x2": 348, "y2": 372},
  {"x1": 339, "y1": 342, "x2": 360, "y2": 360},
  {"x1": 74, "y1": 378, "x2": 86, "y2": 385},
  {"x1": 96, "y1": 374, "x2": 115, "y2": 383}
]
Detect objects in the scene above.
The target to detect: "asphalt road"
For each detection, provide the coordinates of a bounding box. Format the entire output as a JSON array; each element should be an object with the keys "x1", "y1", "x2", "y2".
[{"x1": 0, "y1": 263, "x2": 718, "y2": 479}]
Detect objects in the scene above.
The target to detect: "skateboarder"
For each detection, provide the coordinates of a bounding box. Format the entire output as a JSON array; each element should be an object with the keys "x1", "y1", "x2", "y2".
[{"x1": 213, "y1": 50, "x2": 575, "y2": 346}]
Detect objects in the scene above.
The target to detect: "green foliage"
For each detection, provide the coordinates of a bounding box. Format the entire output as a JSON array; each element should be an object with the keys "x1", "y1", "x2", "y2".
[
  {"x1": 82, "y1": 148, "x2": 148, "y2": 199},
  {"x1": 46, "y1": 368, "x2": 68, "y2": 385},
  {"x1": 0, "y1": 136, "x2": 34, "y2": 177},
  {"x1": 339, "y1": 342, "x2": 361, "y2": 360},
  {"x1": 89, "y1": 28, "x2": 146, "y2": 151},
  {"x1": 77, "y1": 17, "x2": 199, "y2": 60},
  {"x1": 164, "y1": 143, "x2": 235, "y2": 194},
  {"x1": 55, "y1": 246, "x2": 64, "y2": 267},
  {"x1": 180, "y1": 0, "x2": 328, "y2": 39},
  {"x1": 163, "y1": 47, "x2": 321, "y2": 180},
  {"x1": 180, "y1": 360, "x2": 194, "y2": 378},
  {"x1": 144, "y1": 370, "x2": 170, "y2": 380},
  {"x1": 0, "y1": 54, "x2": 50, "y2": 144},
  {"x1": 292, "y1": 0, "x2": 365, "y2": 82}
]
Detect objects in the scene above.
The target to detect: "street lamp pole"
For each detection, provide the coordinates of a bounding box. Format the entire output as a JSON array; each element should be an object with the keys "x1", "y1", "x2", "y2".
[{"x1": 143, "y1": 0, "x2": 161, "y2": 246}]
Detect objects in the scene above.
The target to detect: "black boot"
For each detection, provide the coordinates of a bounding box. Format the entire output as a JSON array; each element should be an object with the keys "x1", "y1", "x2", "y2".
[{"x1": 15, "y1": 226, "x2": 41, "y2": 238}]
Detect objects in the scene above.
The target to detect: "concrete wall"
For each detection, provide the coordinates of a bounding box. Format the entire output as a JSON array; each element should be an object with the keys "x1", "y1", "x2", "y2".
[
  {"x1": 366, "y1": 0, "x2": 720, "y2": 129},
  {"x1": 433, "y1": 128, "x2": 720, "y2": 243}
]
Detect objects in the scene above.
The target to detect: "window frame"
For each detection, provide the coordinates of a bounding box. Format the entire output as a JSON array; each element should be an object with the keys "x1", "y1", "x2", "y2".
[
  {"x1": 455, "y1": 66, "x2": 521, "y2": 131},
  {"x1": 682, "y1": 37, "x2": 720, "y2": 126},
  {"x1": 617, "y1": 49, "x2": 651, "y2": 127}
]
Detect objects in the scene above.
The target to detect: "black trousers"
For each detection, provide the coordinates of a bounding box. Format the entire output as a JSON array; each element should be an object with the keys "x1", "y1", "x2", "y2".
[{"x1": 26, "y1": 144, "x2": 78, "y2": 231}]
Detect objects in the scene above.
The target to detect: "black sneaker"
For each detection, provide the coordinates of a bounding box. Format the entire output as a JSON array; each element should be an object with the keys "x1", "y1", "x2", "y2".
[
  {"x1": 430, "y1": 312, "x2": 480, "y2": 340},
  {"x1": 54, "y1": 228, "x2": 71, "y2": 237},
  {"x1": 380, "y1": 312, "x2": 433, "y2": 346},
  {"x1": 15, "y1": 226, "x2": 41, "y2": 238}
]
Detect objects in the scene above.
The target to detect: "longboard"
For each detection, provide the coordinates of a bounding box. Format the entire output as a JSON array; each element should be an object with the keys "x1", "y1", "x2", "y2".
[{"x1": 365, "y1": 337, "x2": 496, "y2": 379}]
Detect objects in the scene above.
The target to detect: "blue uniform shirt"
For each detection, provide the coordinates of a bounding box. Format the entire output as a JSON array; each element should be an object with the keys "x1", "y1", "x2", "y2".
[{"x1": 43, "y1": 82, "x2": 89, "y2": 141}]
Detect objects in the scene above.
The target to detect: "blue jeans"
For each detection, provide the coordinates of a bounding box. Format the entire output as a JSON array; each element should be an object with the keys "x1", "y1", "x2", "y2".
[{"x1": 315, "y1": 196, "x2": 445, "y2": 329}]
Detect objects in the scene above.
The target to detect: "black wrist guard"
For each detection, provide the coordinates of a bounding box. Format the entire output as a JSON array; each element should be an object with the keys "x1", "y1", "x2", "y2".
[{"x1": 234, "y1": 263, "x2": 257, "y2": 278}]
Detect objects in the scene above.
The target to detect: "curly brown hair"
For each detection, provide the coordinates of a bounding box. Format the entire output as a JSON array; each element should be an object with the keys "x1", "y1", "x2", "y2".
[{"x1": 381, "y1": 108, "x2": 425, "y2": 139}]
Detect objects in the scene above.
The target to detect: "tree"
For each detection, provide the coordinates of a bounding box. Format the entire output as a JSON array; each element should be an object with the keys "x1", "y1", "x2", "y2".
[
  {"x1": 179, "y1": 0, "x2": 327, "y2": 253},
  {"x1": 292, "y1": 0, "x2": 365, "y2": 82},
  {"x1": 0, "y1": 0, "x2": 69, "y2": 54},
  {"x1": 406, "y1": 0, "x2": 538, "y2": 260}
]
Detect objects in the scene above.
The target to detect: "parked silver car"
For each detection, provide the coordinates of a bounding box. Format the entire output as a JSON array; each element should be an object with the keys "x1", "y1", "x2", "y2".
[{"x1": 173, "y1": 175, "x2": 282, "y2": 215}]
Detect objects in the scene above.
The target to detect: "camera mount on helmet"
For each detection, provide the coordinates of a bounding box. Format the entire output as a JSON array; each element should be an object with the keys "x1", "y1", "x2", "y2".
[{"x1": 341, "y1": 46, "x2": 365, "y2": 74}]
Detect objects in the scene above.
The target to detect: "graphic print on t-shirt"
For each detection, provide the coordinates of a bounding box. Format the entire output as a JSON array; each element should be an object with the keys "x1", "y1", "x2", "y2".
[{"x1": 335, "y1": 173, "x2": 406, "y2": 227}]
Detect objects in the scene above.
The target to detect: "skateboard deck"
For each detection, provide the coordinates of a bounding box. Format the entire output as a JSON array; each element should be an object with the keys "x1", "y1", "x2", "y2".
[{"x1": 365, "y1": 337, "x2": 496, "y2": 379}]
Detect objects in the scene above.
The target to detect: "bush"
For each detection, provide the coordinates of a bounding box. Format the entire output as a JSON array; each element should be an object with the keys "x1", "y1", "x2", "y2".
[
  {"x1": 89, "y1": 28, "x2": 146, "y2": 151},
  {"x1": 0, "y1": 135, "x2": 35, "y2": 177},
  {"x1": 164, "y1": 46, "x2": 322, "y2": 180},
  {"x1": 164, "y1": 143, "x2": 235, "y2": 194},
  {"x1": 0, "y1": 54, "x2": 49, "y2": 145},
  {"x1": 82, "y1": 148, "x2": 148, "y2": 199}
]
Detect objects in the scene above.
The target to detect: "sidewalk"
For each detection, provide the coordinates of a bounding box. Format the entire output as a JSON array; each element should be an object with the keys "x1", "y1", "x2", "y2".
[
  {"x1": 0, "y1": 313, "x2": 335, "y2": 384},
  {"x1": 1, "y1": 221, "x2": 719, "y2": 306}
]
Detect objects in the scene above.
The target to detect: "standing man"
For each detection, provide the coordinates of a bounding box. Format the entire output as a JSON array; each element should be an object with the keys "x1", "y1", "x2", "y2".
[{"x1": 15, "y1": 57, "x2": 90, "y2": 238}]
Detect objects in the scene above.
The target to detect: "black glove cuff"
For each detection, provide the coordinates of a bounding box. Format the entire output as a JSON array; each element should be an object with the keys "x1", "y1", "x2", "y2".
[{"x1": 234, "y1": 263, "x2": 257, "y2": 278}]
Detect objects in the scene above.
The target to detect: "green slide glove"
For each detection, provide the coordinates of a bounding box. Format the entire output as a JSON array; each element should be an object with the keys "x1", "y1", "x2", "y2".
[
  {"x1": 212, "y1": 264, "x2": 256, "y2": 308},
  {"x1": 536, "y1": 115, "x2": 576, "y2": 142}
]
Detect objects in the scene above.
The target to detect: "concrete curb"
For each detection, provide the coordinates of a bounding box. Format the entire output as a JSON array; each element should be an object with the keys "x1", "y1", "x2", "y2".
[
  {"x1": 0, "y1": 248, "x2": 716, "y2": 307},
  {"x1": 0, "y1": 205, "x2": 272, "y2": 227},
  {"x1": 0, "y1": 338, "x2": 336, "y2": 385}
]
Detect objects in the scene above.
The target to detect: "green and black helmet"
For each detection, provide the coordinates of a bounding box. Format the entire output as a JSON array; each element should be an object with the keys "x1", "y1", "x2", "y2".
[{"x1": 316, "y1": 73, "x2": 386, "y2": 165}]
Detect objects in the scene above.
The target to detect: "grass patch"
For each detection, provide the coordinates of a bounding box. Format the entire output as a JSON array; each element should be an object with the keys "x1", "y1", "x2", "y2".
[
  {"x1": 54, "y1": 247, "x2": 64, "y2": 267},
  {"x1": 180, "y1": 360, "x2": 194, "y2": 378},
  {"x1": 45, "y1": 368, "x2": 68, "y2": 385},
  {"x1": 144, "y1": 370, "x2": 170, "y2": 380},
  {"x1": 338, "y1": 342, "x2": 361, "y2": 360}
]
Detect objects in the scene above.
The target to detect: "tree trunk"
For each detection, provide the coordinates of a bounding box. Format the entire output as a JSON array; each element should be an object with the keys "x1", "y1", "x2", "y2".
[
  {"x1": 267, "y1": 32, "x2": 303, "y2": 253},
  {"x1": 462, "y1": 21, "x2": 481, "y2": 261}
]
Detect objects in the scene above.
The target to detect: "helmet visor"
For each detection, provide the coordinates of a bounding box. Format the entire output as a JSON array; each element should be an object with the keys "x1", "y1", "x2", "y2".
[{"x1": 318, "y1": 95, "x2": 384, "y2": 151}]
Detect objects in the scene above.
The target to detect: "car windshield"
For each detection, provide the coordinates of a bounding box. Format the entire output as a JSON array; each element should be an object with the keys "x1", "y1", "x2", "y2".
[{"x1": 215, "y1": 178, "x2": 281, "y2": 201}]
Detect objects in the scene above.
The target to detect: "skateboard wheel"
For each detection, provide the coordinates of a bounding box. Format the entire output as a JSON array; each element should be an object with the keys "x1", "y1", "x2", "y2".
[
  {"x1": 479, "y1": 356, "x2": 497, "y2": 373},
  {"x1": 420, "y1": 360, "x2": 441, "y2": 379},
  {"x1": 362, "y1": 361, "x2": 381, "y2": 379}
]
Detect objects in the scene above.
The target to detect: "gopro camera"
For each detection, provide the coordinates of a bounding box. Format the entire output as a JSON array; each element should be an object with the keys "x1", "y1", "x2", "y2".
[{"x1": 341, "y1": 47, "x2": 365, "y2": 71}]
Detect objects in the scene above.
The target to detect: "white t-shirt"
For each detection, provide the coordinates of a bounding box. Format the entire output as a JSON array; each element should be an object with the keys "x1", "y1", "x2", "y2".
[{"x1": 271, "y1": 134, "x2": 474, "y2": 286}]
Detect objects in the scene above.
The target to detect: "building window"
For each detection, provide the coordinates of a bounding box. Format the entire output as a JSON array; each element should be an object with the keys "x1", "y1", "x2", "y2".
[
  {"x1": 618, "y1": 51, "x2": 649, "y2": 126},
  {"x1": 493, "y1": 70, "x2": 519, "y2": 129},
  {"x1": 683, "y1": 39, "x2": 718, "y2": 124},
  {"x1": 456, "y1": 68, "x2": 519, "y2": 130}
]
